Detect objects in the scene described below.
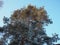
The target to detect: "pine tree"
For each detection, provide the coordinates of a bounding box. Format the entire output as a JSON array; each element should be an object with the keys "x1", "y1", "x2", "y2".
[{"x1": 0, "y1": 5, "x2": 60, "y2": 45}]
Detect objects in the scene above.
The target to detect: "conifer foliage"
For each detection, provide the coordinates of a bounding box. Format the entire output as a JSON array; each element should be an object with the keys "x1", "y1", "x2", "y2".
[{"x1": 0, "y1": 5, "x2": 60, "y2": 45}]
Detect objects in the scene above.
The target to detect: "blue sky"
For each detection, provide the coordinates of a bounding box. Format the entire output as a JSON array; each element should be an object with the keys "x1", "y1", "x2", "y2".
[{"x1": 0, "y1": 0, "x2": 60, "y2": 43}]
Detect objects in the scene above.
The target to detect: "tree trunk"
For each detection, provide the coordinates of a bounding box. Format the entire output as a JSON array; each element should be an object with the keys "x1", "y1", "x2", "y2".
[{"x1": 20, "y1": 37, "x2": 25, "y2": 45}]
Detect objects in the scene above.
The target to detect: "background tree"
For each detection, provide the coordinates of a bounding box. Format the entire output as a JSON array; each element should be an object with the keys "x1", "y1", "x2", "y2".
[
  {"x1": 0, "y1": 5, "x2": 60, "y2": 45},
  {"x1": 0, "y1": 0, "x2": 3, "y2": 7}
]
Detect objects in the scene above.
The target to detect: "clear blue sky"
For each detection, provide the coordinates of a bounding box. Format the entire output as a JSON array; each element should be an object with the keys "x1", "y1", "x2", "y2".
[{"x1": 0, "y1": 0, "x2": 60, "y2": 43}]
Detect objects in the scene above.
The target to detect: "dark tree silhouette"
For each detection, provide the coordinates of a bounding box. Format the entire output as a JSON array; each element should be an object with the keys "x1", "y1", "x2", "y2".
[{"x1": 0, "y1": 5, "x2": 60, "y2": 45}]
